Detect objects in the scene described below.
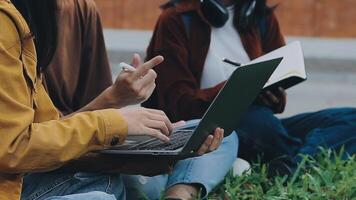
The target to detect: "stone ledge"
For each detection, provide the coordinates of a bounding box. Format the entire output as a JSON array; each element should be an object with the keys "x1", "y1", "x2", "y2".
[
  {"x1": 103, "y1": 29, "x2": 356, "y2": 117},
  {"x1": 104, "y1": 29, "x2": 356, "y2": 72}
]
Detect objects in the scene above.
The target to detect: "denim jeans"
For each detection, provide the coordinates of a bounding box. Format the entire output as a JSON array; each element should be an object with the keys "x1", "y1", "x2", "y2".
[
  {"x1": 21, "y1": 172, "x2": 125, "y2": 200},
  {"x1": 21, "y1": 120, "x2": 239, "y2": 200},
  {"x1": 37, "y1": 192, "x2": 116, "y2": 200},
  {"x1": 237, "y1": 106, "x2": 356, "y2": 162},
  {"x1": 122, "y1": 133, "x2": 239, "y2": 200},
  {"x1": 282, "y1": 107, "x2": 356, "y2": 160}
]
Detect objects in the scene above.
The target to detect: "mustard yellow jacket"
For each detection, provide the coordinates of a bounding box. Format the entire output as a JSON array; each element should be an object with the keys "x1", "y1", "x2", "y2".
[{"x1": 0, "y1": 1, "x2": 128, "y2": 199}]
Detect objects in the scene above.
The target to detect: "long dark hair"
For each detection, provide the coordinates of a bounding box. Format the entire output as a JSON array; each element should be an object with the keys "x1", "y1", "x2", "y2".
[
  {"x1": 234, "y1": 0, "x2": 274, "y2": 33},
  {"x1": 12, "y1": 0, "x2": 58, "y2": 72}
]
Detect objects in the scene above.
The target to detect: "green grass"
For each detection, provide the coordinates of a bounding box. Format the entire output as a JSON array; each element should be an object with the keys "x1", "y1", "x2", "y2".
[{"x1": 209, "y1": 149, "x2": 356, "y2": 200}]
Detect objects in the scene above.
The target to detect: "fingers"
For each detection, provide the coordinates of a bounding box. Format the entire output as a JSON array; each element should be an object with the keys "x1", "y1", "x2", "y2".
[
  {"x1": 209, "y1": 128, "x2": 224, "y2": 151},
  {"x1": 197, "y1": 135, "x2": 213, "y2": 156},
  {"x1": 144, "y1": 127, "x2": 170, "y2": 142},
  {"x1": 146, "y1": 109, "x2": 173, "y2": 133},
  {"x1": 127, "y1": 57, "x2": 160, "y2": 100},
  {"x1": 145, "y1": 119, "x2": 170, "y2": 136},
  {"x1": 139, "y1": 81, "x2": 156, "y2": 101},
  {"x1": 131, "y1": 53, "x2": 142, "y2": 68},
  {"x1": 274, "y1": 87, "x2": 287, "y2": 113},
  {"x1": 259, "y1": 94, "x2": 273, "y2": 107},
  {"x1": 121, "y1": 107, "x2": 173, "y2": 142},
  {"x1": 117, "y1": 55, "x2": 161, "y2": 104},
  {"x1": 197, "y1": 128, "x2": 224, "y2": 155},
  {"x1": 265, "y1": 90, "x2": 280, "y2": 104},
  {"x1": 129, "y1": 69, "x2": 156, "y2": 102},
  {"x1": 278, "y1": 87, "x2": 286, "y2": 96},
  {"x1": 136, "y1": 69, "x2": 157, "y2": 87},
  {"x1": 258, "y1": 88, "x2": 287, "y2": 113},
  {"x1": 172, "y1": 120, "x2": 186, "y2": 129},
  {"x1": 278, "y1": 87, "x2": 287, "y2": 104},
  {"x1": 132, "y1": 56, "x2": 164, "y2": 80}
]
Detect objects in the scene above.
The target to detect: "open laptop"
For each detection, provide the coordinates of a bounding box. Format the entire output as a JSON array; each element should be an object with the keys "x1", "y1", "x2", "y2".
[{"x1": 100, "y1": 57, "x2": 283, "y2": 159}]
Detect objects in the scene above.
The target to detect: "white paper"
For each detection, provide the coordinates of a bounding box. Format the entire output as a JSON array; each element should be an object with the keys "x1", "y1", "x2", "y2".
[{"x1": 246, "y1": 41, "x2": 307, "y2": 88}]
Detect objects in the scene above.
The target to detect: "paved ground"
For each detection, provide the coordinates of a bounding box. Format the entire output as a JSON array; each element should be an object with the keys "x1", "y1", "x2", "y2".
[
  {"x1": 104, "y1": 29, "x2": 356, "y2": 117},
  {"x1": 280, "y1": 70, "x2": 356, "y2": 117}
]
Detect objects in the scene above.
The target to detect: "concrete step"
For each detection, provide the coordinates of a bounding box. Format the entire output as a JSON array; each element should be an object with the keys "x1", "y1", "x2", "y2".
[
  {"x1": 104, "y1": 29, "x2": 356, "y2": 117},
  {"x1": 104, "y1": 29, "x2": 356, "y2": 72}
]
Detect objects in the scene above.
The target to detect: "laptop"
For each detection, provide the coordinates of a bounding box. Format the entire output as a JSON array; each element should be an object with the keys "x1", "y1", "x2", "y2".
[{"x1": 100, "y1": 57, "x2": 283, "y2": 159}]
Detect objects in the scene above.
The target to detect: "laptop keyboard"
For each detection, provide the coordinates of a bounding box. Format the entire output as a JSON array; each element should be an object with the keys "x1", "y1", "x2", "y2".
[{"x1": 128, "y1": 129, "x2": 194, "y2": 151}]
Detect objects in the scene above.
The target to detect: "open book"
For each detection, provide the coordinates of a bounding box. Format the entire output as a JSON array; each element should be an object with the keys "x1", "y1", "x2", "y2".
[{"x1": 246, "y1": 41, "x2": 307, "y2": 91}]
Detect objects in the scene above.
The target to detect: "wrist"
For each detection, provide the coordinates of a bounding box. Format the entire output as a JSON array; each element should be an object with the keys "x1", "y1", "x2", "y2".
[
  {"x1": 80, "y1": 87, "x2": 123, "y2": 112},
  {"x1": 97, "y1": 86, "x2": 124, "y2": 109}
]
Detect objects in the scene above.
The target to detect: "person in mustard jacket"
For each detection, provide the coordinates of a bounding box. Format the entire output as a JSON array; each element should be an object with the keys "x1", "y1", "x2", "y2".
[
  {"x1": 0, "y1": 0, "x2": 224, "y2": 199},
  {"x1": 23, "y1": 0, "x2": 239, "y2": 199}
]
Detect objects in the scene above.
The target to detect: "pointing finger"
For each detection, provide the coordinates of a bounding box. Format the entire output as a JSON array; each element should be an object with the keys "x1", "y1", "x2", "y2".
[
  {"x1": 131, "y1": 53, "x2": 142, "y2": 68},
  {"x1": 132, "y1": 56, "x2": 164, "y2": 79}
]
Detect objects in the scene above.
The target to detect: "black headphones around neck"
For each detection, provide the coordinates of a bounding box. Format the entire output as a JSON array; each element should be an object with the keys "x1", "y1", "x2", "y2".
[
  {"x1": 200, "y1": 0, "x2": 229, "y2": 28},
  {"x1": 200, "y1": 0, "x2": 257, "y2": 29}
]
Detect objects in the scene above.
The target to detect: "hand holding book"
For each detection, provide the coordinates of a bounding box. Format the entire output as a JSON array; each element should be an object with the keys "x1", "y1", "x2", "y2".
[{"x1": 257, "y1": 87, "x2": 287, "y2": 114}]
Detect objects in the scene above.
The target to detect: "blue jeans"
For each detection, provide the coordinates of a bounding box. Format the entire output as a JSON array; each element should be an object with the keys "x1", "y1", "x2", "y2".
[
  {"x1": 21, "y1": 172, "x2": 125, "y2": 200},
  {"x1": 283, "y1": 107, "x2": 356, "y2": 160},
  {"x1": 237, "y1": 106, "x2": 356, "y2": 162},
  {"x1": 22, "y1": 121, "x2": 239, "y2": 200},
  {"x1": 122, "y1": 133, "x2": 239, "y2": 200}
]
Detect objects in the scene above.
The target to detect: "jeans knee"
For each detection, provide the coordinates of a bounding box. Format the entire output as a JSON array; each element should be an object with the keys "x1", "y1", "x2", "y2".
[
  {"x1": 81, "y1": 192, "x2": 117, "y2": 200},
  {"x1": 122, "y1": 175, "x2": 168, "y2": 200},
  {"x1": 221, "y1": 132, "x2": 239, "y2": 160},
  {"x1": 51, "y1": 191, "x2": 117, "y2": 200},
  {"x1": 224, "y1": 131, "x2": 239, "y2": 144}
]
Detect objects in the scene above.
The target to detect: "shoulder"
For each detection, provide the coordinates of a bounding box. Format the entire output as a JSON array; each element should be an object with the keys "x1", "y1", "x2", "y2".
[
  {"x1": 57, "y1": 0, "x2": 99, "y2": 17},
  {"x1": 158, "y1": 0, "x2": 199, "y2": 26},
  {"x1": 0, "y1": 1, "x2": 31, "y2": 52},
  {"x1": 0, "y1": 6, "x2": 21, "y2": 53},
  {"x1": 158, "y1": 7, "x2": 182, "y2": 26}
]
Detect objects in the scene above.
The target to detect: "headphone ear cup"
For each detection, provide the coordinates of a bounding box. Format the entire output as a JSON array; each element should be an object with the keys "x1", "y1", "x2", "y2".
[{"x1": 201, "y1": 0, "x2": 229, "y2": 28}]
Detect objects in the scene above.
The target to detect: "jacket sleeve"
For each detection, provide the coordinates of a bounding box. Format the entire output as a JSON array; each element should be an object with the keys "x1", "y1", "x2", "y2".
[
  {"x1": 145, "y1": 10, "x2": 225, "y2": 122},
  {"x1": 0, "y1": 12, "x2": 127, "y2": 174}
]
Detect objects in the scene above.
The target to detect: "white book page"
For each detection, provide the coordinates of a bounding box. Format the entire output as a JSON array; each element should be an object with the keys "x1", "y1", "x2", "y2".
[{"x1": 245, "y1": 41, "x2": 307, "y2": 88}]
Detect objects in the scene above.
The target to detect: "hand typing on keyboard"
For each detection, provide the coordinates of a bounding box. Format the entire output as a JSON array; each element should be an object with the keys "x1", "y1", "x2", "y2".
[
  {"x1": 119, "y1": 108, "x2": 224, "y2": 156},
  {"x1": 128, "y1": 127, "x2": 224, "y2": 156},
  {"x1": 118, "y1": 107, "x2": 173, "y2": 142},
  {"x1": 128, "y1": 130, "x2": 194, "y2": 151}
]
